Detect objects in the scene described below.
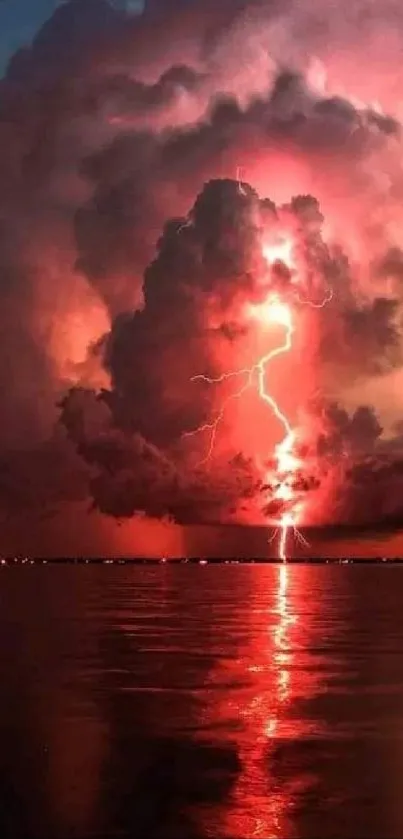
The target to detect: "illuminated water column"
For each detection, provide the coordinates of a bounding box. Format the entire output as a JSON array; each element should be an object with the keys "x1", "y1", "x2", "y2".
[{"x1": 202, "y1": 564, "x2": 320, "y2": 839}]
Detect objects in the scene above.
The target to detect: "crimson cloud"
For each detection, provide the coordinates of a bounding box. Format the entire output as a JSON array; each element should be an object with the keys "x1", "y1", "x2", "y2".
[{"x1": 2, "y1": 0, "x2": 403, "y2": 551}]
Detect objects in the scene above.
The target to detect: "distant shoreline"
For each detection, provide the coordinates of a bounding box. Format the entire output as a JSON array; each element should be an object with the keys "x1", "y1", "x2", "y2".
[{"x1": 1, "y1": 557, "x2": 403, "y2": 565}]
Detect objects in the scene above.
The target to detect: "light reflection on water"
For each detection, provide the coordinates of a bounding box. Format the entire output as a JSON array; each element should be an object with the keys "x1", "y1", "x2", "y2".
[
  {"x1": 1, "y1": 565, "x2": 403, "y2": 838},
  {"x1": 230, "y1": 564, "x2": 298, "y2": 838},
  {"x1": 205, "y1": 563, "x2": 319, "y2": 839}
]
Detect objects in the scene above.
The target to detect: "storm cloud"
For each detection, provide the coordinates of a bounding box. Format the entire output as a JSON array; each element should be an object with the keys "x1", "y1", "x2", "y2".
[{"x1": 1, "y1": 0, "x2": 403, "y2": 545}]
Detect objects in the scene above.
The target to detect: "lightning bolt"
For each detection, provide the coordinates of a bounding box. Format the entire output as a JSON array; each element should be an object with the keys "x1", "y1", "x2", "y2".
[
  {"x1": 296, "y1": 286, "x2": 333, "y2": 308},
  {"x1": 177, "y1": 215, "x2": 193, "y2": 234},
  {"x1": 185, "y1": 296, "x2": 307, "y2": 561},
  {"x1": 236, "y1": 166, "x2": 248, "y2": 196},
  {"x1": 184, "y1": 367, "x2": 253, "y2": 464},
  {"x1": 183, "y1": 218, "x2": 334, "y2": 560}
]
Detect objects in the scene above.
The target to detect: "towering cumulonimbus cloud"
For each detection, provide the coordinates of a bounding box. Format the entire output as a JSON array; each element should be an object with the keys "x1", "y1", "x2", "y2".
[
  {"x1": 1, "y1": 0, "x2": 403, "y2": 541},
  {"x1": 61, "y1": 176, "x2": 403, "y2": 526}
]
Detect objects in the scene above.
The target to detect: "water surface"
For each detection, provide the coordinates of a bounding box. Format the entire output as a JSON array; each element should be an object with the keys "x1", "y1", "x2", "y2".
[{"x1": 1, "y1": 564, "x2": 403, "y2": 838}]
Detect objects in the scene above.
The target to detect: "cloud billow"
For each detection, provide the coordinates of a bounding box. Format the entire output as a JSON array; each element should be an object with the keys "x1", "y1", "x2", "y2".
[{"x1": 0, "y1": 0, "x2": 403, "y2": 534}]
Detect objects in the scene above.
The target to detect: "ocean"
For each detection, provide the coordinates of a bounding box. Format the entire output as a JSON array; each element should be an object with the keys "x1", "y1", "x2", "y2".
[{"x1": 1, "y1": 563, "x2": 403, "y2": 838}]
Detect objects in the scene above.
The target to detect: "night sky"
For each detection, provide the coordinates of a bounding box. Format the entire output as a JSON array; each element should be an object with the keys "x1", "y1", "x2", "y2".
[
  {"x1": 1, "y1": 0, "x2": 403, "y2": 558},
  {"x1": 0, "y1": 0, "x2": 59, "y2": 73}
]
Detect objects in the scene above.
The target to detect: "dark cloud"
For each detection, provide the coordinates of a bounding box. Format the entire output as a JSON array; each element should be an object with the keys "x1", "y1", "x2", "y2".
[
  {"x1": 59, "y1": 385, "x2": 258, "y2": 523},
  {"x1": 61, "y1": 178, "x2": 268, "y2": 521},
  {"x1": 319, "y1": 296, "x2": 402, "y2": 378},
  {"x1": 305, "y1": 400, "x2": 383, "y2": 459},
  {"x1": 72, "y1": 61, "x2": 403, "y2": 315},
  {"x1": 374, "y1": 246, "x2": 403, "y2": 287},
  {"x1": 0, "y1": 433, "x2": 89, "y2": 520},
  {"x1": 63, "y1": 176, "x2": 403, "y2": 526},
  {"x1": 92, "y1": 64, "x2": 205, "y2": 123},
  {"x1": 296, "y1": 399, "x2": 403, "y2": 525},
  {"x1": 0, "y1": 0, "x2": 403, "y2": 540}
]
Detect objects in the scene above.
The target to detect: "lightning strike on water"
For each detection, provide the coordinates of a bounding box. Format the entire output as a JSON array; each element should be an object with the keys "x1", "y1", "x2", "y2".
[
  {"x1": 185, "y1": 295, "x2": 307, "y2": 560},
  {"x1": 184, "y1": 218, "x2": 334, "y2": 559}
]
